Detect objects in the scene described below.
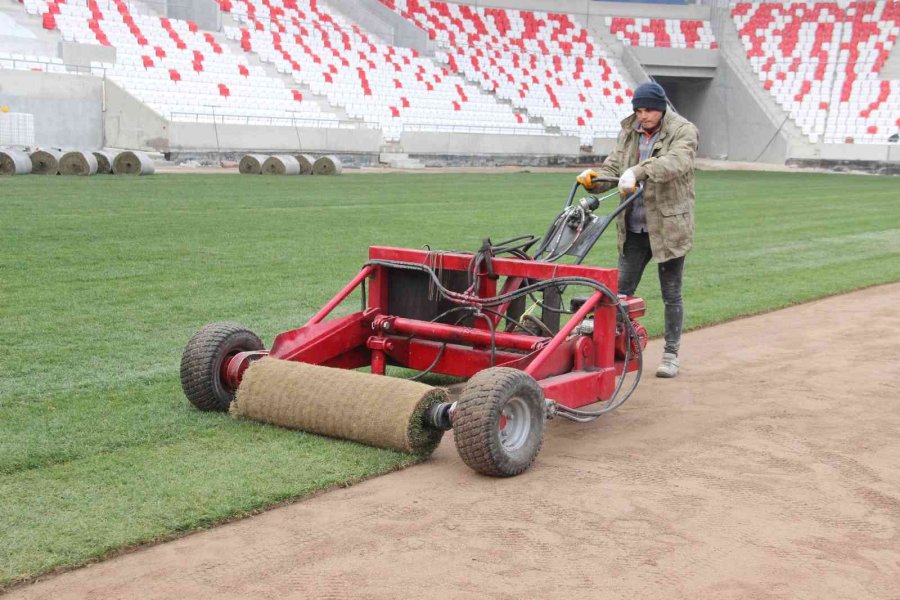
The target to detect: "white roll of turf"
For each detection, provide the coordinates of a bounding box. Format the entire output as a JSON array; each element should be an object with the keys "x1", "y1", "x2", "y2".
[
  {"x1": 113, "y1": 151, "x2": 155, "y2": 175},
  {"x1": 262, "y1": 154, "x2": 301, "y2": 175},
  {"x1": 92, "y1": 150, "x2": 119, "y2": 174},
  {"x1": 30, "y1": 149, "x2": 63, "y2": 175},
  {"x1": 312, "y1": 154, "x2": 343, "y2": 175},
  {"x1": 293, "y1": 153, "x2": 315, "y2": 175},
  {"x1": 239, "y1": 154, "x2": 268, "y2": 174},
  {"x1": 0, "y1": 149, "x2": 32, "y2": 176},
  {"x1": 59, "y1": 151, "x2": 99, "y2": 176}
]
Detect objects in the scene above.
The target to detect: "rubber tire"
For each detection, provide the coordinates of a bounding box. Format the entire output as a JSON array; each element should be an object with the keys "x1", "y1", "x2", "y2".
[
  {"x1": 453, "y1": 367, "x2": 545, "y2": 477},
  {"x1": 180, "y1": 322, "x2": 264, "y2": 411}
]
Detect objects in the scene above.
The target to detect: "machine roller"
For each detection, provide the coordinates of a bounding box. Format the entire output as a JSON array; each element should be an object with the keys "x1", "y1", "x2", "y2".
[{"x1": 181, "y1": 180, "x2": 648, "y2": 477}]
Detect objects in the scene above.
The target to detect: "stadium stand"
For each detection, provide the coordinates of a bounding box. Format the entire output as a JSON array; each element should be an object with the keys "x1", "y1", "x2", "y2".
[
  {"x1": 607, "y1": 17, "x2": 717, "y2": 49},
  {"x1": 379, "y1": 0, "x2": 635, "y2": 145},
  {"x1": 218, "y1": 0, "x2": 540, "y2": 141},
  {"x1": 23, "y1": 0, "x2": 342, "y2": 125},
  {"x1": 0, "y1": 50, "x2": 67, "y2": 72},
  {"x1": 2, "y1": 0, "x2": 898, "y2": 165},
  {"x1": 732, "y1": 1, "x2": 900, "y2": 144}
]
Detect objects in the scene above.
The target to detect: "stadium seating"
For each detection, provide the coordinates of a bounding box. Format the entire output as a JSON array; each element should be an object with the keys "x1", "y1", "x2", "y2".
[
  {"x1": 0, "y1": 50, "x2": 68, "y2": 73},
  {"x1": 218, "y1": 0, "x2": 541, "y2": 141},
  {"x1": 23, "y1": 0, "x2": 340, "y2": 125},
  {"x1": 607, "y1": 17, "x2": 718, "y2": 49},
  {"x1": 733, "y1": 1, "x2": 900, "y2": 144},
  {"x1": 379, "y1": 0, "x2": 634, "y2": 144}
]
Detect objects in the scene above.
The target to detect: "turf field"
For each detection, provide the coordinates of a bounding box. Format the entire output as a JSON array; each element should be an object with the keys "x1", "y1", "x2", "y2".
[{"x1": 1, "y1": 170, "x2": 898, "y2": 587}]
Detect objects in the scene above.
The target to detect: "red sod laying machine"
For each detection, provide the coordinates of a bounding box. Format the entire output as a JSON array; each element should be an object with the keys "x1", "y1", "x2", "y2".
[{"x1": 181, "y1": 180, "x2": 648, "y2": 477}]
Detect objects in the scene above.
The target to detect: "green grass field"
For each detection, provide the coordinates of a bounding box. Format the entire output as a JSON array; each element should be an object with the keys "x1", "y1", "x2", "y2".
[{"x1": 1, "y1": 170, "x2": 898, "y2": 587}]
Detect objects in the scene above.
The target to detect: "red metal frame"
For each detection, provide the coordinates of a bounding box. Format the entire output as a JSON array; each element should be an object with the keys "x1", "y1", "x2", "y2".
[{"x1": 225, "y1": 246, "x2": 646, "y2": 410}]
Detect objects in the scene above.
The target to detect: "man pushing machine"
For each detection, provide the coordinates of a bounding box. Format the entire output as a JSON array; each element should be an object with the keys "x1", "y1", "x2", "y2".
[{"x1": 577, "y1": 82, "x2": 699, "y2": 378}]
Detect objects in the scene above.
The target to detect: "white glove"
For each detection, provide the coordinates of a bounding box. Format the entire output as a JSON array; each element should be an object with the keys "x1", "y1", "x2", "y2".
[{"x1": 618, "y1": 168, "x2": 637, "y2": 194}]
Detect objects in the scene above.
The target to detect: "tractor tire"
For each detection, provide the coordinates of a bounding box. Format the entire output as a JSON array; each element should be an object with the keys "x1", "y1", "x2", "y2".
[
  {"x1": 453, "y1": 367, "x2": 545, "y2": 477},
  {"x1": 180, "y1": 322, "x2": 264, "y2": 411}
]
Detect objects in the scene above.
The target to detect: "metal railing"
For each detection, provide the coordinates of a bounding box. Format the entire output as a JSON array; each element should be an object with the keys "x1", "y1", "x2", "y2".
[
  {"x1": 168, "y1": 111, "x2": 362, "y2": 129},
  {"x1": 167, "y1": 112, "x2": 553, "y2": 137},
  {"x1": 0, "y1": 56, "x2": 94, "y2": 75}
]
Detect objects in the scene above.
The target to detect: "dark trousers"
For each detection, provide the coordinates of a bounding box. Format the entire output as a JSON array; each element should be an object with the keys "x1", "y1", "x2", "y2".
[{"x1": 617, "y1": 232, "x2": 684, "y2": 355}]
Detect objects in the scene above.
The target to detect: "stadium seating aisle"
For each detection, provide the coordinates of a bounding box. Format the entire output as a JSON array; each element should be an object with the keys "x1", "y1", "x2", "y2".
[
  {"x1": 733, "y1": 1, "x2": 900, "y2": 144},
  {"x1": 217, "y1": 0, "x2": 542, "y2": 140},
  {"x1": 20, "y1": 0, "x2": 341, "y2": 125},
  {"x1": 379, "y1": 0, "x2": 634, "y2": 144},
  {"x1": 607, "y1": 17, "x2": 717, "y2": 49}
]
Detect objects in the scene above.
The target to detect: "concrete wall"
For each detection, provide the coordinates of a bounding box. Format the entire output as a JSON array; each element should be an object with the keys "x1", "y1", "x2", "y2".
[
  {"x1": 104, "y1": 79, "x2": 169, "y2": 150},
  {"x1": 163, "y1": 0, "x2": 221, "y2": 31},
  {"x1": 167, "y1": 122, "x2": 384, "y2": 153},
  {"x1": 328, "y1": 0, "x2": 430, "y2": 54},
  {"x1": 400, "y1": 131, "x2": 581, "y2": 155},
  {"x1": 0, "y1": 34, "x2": 58, "y2": 57},
  {"x1": 879, "y1": 36, "x2": 900, "y2": 79},
  {"x1": 590, "y1": 137, "x2": 617, "y2": 156},
  {"x1": 618, "y1": 44, "x2": 651, "y2": 85},
  {"x1": 789, "y1": 142, "x2": 900, "y2": 163},
  {"x1": 60, "y1": 41, "x2": 116, "y2": 68},
  {"x1": 0, "y1": 70, "x2": 102, "y2": 149},
  {"x1": 631, "y1": 47, "x2": 717, "y2": 78}
]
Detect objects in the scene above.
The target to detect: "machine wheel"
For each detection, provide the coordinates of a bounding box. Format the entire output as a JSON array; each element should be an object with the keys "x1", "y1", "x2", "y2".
[
  {"x1": 453, "y1": 367, "x2": 545, "y2": 477},
  {"x1": 180, "y1": 322, "x2": 264, "y2": 411}
]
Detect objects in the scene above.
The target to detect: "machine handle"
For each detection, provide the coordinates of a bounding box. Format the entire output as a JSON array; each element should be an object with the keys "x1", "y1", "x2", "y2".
[
  {"x1": 566, "y1": 176, "x2": 625, "y2": 208},
  {"x1": 585, "y1": 184, "x2": 644, "y2": 243}
]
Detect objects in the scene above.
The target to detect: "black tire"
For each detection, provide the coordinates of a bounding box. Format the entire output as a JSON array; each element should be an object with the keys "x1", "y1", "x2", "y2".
[
  {"x1": 453, "y1": 367, "x2": 545, "y2": 477},
  {"x1": 180, "y1": 322, "x2": 264, "y2": 411}
]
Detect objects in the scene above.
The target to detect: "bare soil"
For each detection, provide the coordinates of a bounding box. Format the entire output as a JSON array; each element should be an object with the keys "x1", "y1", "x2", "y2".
[{"x1": 7, "y1": 283, "x2": 900, "y2": 600}]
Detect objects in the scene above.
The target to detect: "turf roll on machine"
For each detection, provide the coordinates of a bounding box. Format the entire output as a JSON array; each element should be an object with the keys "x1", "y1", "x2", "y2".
[{"x1": 181, "y1": 180, "x2": 648, "y2": 477}]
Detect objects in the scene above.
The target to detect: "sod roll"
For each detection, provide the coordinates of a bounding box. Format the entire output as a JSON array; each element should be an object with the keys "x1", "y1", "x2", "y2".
[
  {"x1": 312, "y1": 154, "x2": 343, "y2": 175},
  {"x1": 0, "y1": 149, "x2": 32, "y2": 176},
  {"x1": 93, "y1": 150, "x2": 118, "y2": 174},
  {"x1": 262, "y1": 154, "x2": 301, "y2": 175},
  {"x1": 30, "y1": 149, "x2": 63, "y2": 175},
  {"x1": 239, "y1": 154, "x2": 268, "y2": 174},
  {"x1": 59, "y1": 151, "x2": 99, "y2": 176},
  {"x1": 113, "y1": 151, "x2": 155, "y2": 175},
  {"x1": 232, "y1": 359, "x2": 447, "y2": 455},
  {"x1": 293, "y1": 153, "x2": 315, "y2": 175}
]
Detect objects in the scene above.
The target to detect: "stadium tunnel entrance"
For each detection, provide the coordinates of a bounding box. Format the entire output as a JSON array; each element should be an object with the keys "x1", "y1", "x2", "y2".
[{"x1": 655, "y1": 76, "x2": 727, "y2": 161}]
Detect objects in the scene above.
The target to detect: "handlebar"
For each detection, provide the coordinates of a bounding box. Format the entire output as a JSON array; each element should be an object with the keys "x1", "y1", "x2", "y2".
[{"x1": 536, "y1": 182, "x2": 644, "y2": 263}]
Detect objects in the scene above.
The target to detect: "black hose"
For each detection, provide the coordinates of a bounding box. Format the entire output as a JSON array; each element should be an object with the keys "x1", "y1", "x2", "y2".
[{"x1": 365, "y1": 258, "x2": 643, "y2": 415}]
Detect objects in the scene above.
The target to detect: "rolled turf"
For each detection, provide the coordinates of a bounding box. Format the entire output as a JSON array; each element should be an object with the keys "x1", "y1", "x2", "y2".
[{"x1": 232, "y1": 359, "x2": 447, "y2": 455}]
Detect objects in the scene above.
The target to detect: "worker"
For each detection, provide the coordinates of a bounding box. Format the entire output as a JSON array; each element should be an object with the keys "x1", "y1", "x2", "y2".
[{"x1": 576, "y1": 81, "x2": 699, "y2": 378}]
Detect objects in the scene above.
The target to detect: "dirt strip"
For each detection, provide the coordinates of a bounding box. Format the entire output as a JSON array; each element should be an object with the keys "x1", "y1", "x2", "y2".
[{"x1": 7, "y1": 284, "x2": 900, "y2": 600}]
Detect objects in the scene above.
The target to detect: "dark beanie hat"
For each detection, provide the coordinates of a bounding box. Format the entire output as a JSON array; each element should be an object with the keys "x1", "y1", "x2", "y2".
[{"x1": 632, "y1": 82, "x2": 667, "y2": 113}]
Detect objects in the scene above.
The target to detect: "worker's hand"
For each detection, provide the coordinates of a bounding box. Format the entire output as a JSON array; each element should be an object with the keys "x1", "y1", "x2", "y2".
[
  {"x1": 576, "y1": 168, "x2": 599, "y2": 189},
  {"x1": 618, "y1": 168, "x2": 637, "y2": 194}
]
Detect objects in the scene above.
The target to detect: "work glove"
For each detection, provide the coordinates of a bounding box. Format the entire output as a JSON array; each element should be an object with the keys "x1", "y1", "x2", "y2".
[
  {"x1": 618, "y1": 168, "x2": 637, "y2": 194},
  {"x1": 576, "y1": 168, "x2": 599, "y2": 189}
]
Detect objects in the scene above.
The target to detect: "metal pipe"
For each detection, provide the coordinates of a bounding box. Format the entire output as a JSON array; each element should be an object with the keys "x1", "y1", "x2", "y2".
[
  {"x1": 306, "y1": 265, "x2": 375, "y2": 326},
  {"x1": 388, "y1": 316, "x2": 544, "y2": 352},
  {"x1": 525, "y1": 290, "x2": 603, "y2": 377}
]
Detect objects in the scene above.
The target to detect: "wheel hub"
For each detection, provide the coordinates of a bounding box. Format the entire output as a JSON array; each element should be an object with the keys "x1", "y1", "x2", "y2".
[{"x1": 498, "y1": 396, "x2": 531, "y2": 452}]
